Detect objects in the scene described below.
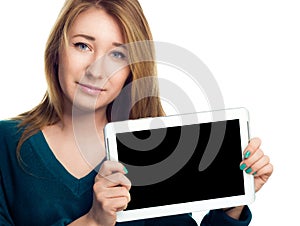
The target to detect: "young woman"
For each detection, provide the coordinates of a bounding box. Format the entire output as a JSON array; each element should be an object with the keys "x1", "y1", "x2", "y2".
[{"x1": 0, "y1": 0, "x2": 273, "y2": 225}]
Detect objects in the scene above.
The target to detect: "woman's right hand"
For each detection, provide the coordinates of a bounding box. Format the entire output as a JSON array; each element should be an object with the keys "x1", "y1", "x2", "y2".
[{"x1": 87, "y1": 160, "x2": 131, "y2": 226}]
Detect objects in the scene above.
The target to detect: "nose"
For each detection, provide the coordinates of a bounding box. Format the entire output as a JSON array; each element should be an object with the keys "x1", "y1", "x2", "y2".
[
  {"x1": 86, "y1": 53, "x2": 128, "y2": 81},
  {"x1": 86, "y1": 55, "x2": 106, "y2": 79}
]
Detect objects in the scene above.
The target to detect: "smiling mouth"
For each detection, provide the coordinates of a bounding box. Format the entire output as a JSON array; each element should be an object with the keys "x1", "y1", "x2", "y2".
[{"x1": 77, "y1": 82, "x2": 106, "y2": 95}]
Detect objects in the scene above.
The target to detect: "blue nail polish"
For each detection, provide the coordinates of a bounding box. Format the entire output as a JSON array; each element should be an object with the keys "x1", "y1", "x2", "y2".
[
  {"x1": 123, "y1": 166, "x2": 128, "y2": 174},
  {"x1": 246, "y1": 167, "x2": 253, "y2": 174},
  {"x1": 244, "y1": 151, "x2": 251, "y2": 159},
  {"x1": 240, "y1": 163, "x2": 247, "y2": 170}
]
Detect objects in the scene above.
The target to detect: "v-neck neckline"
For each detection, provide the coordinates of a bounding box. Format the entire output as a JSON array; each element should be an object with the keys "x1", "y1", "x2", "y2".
[{"x1": 29, "y1": 130, "x2": 99, "y2": 197}]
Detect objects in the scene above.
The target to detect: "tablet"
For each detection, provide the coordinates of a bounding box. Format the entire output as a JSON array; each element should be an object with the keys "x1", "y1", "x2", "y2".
[{"x1": 104, "y1": 107, "x2": 255, "y2": 222}]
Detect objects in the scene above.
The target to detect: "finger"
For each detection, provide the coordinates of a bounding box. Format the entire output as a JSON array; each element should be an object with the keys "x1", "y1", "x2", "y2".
[
  {"x1": 103, "y1": 186, "x2": 131, "y2": 203},
  {"x1": 96, "y1": 186, "x2": 131, "y2": 204},
  {"x1": 243, "y1": 137, "x2": 262, "y2": 158},
  {"x1": 99, "y1": 196, "x2": 129, "y2": 215},
  {"x1": 242, "y1": 148, "x2": 264, "y2": 168},
  {"x1": 98, "y1": 160, "x2": 128, "y2": 178},
  {"x1": 106, "y1": 196, "x2": 131, "y2": 212},
  {"x1": 95, "y1": 172, "x2": 131, "y2": 190},
  {"x1": 117, "y1": 205, "x2": 128, "y2": 212},
  {"x1": 106, "y1": 173, "x2": 132, "y2": 190},
  {"x1": 250, "y1": 155, "x2": 270, "y2": 175},
  {"x1": 116, "y1": 203, "x2": 128, "y2": 212},
  {"x1": 254, "y1": 162, "x2": 273, "y2": 178}
]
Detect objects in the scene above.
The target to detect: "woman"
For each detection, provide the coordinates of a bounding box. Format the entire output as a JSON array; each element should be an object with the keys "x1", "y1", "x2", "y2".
[{"x1": 0, "y1": 0, "x2": 273, "y2": 225}]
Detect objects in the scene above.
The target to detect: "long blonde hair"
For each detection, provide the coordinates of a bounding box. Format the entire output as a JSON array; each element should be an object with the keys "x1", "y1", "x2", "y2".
[{"x1": 15, "y1": 0, "x2": 165, "y2": 159}]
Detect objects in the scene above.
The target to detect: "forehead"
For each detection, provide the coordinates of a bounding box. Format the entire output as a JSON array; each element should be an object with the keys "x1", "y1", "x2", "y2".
[{"x1": 68, "y1": 7, "x2": 124, "y2": 43}]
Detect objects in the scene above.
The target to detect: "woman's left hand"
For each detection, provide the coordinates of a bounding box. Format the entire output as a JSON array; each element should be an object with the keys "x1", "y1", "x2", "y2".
[
  {"x1": 224, "y1": 137, "x2": 273, "y2": 220},
  {"x1": 240, "y1": 137, "x2": 273, "y2": 192}
]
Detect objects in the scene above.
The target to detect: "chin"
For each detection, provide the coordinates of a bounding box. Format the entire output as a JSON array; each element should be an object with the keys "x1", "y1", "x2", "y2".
[
  {"x1": 70, "y1": 96, "x2": 96, "y2": 110},
  {"x1": 71, "y1": 98, "x2": 108, "y2": 115}
]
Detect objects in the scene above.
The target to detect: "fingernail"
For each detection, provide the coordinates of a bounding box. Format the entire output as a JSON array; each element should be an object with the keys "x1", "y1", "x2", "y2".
[
  {"x1": 240, "y1": 163, "x2": 247, "y2": 170},
  {"x1": 253, "y1": 172, "x2": 257, "y2": 176},
  {"x1": 246, "y1": 167, "x2": 253, "y2": 174},
  {"x1": 123, "y1": 166, "x2": 128, "y2": 174},
  {"x1": 244, "y1": 151, "x2": 251, "y2": 159}
]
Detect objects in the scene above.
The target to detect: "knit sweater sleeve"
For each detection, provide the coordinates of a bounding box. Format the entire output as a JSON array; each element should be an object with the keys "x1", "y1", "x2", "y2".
[
  {"x1": 0, "y1": 173, "x2": 14, "y2": 225},
  {"x1": 200, "y1": 206, "x2": 252, "y2": 226}
]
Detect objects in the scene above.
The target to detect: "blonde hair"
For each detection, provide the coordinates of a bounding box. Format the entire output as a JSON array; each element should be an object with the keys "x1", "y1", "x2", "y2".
[{"x1": 15, "y1": 0, "x2": 165, "y2": 159}]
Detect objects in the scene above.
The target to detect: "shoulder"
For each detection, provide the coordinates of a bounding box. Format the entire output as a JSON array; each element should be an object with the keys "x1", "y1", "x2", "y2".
[
  {"x1": 0, "y1": 120, "x2": 23, "y2": 168},
  {"x1": 0, "y1": 119, "x2": 26, "y2": 150},
  {"x1": 0, "y1": 119, "x2": 21, "y2": 129},
  {"x1": 0, "y1": 119, "x2": 23, "y2": 139}
]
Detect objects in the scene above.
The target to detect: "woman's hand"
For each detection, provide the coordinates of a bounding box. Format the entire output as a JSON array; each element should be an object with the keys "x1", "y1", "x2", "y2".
[
  {"x1": 240, "y1": 137, "x2": 273, "y2": 192},
  {"x1": 87, "y1": 160, "x2": 131, "y2": 226},
  {"x1": 224, "y1": 137, "x2": 273, "y2": 220}
]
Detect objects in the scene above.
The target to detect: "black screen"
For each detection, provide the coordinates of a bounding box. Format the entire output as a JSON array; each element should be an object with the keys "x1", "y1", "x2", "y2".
[{"x1": 116, "y1": 119, "x2": 245, "y2": 210}]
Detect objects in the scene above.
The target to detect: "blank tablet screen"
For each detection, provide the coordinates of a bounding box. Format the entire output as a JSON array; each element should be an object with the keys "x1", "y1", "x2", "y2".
[{"x1": 116, "y1": 119, "x2": 245, "y2": 210}]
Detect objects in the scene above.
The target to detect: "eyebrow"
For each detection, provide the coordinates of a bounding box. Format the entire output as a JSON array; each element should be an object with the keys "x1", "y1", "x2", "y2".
[
  {"x1": 72, "y1": 34, "x2": 96, "y2": 41},
  {"x1": 112, "y1": 42, "x2": 127, "y2": 50},
  {"x1": 71, "y1": 34, "x2": 127, "y2": 50}
]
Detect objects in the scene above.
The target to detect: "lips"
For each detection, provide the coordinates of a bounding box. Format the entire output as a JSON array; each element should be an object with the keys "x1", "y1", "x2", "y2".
[{"x1": 77, "y1": 82, "x2": 105, "y2": 95}]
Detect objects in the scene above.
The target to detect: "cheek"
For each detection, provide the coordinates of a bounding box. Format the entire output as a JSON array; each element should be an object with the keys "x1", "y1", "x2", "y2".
[
  {"x1": 107, "y1": 69, "x2": 130, "y2": 97},
  {"x1": 58, "y1": 61, "x2": 68, "y2": 93},
  {"x1": 57, "y1": 56, "x2": 77, "y2": 101},
  {"x1": 114, "y1": 68, "x2": 130, "y2": 90},
  {"x1": 57, "y1": 51, "x2": 82, "y2": 92},
  {"x1": 58, "y1": 48, "x2": 87, "y2": 82},
  {"x1": 57, "y1": 51, "x2": 69, "y2": 89}
]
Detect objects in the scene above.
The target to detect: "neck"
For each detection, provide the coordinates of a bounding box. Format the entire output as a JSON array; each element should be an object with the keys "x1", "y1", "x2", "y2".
[
  {"x1": 57, "y1": 106, "x2": 108, "y2": 169},
  {"x1": 42, "y1": 101, "x2": 108, "y2": 173},
  {"x1": 62, "y1": 107, "x2": 108, "y2": 133}
]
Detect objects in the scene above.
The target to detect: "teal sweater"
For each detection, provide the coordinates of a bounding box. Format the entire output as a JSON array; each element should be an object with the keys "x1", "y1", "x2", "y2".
[{"x1": 0, "y1": 120, "x2": 252, "y2": 226}]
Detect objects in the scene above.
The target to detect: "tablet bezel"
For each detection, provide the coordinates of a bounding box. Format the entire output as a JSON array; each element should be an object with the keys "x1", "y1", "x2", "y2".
[{"x1": 104, "y1": 107, "x2": 255, "y2": 222}]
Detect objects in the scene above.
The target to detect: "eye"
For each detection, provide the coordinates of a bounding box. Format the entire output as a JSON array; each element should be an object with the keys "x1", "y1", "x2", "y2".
[
  {"x1": 73, "y1": 42, "x2": 91, "y2": 52},
  {"x1": 110, "y1": 51, "x2": 127, "y2": 60}
]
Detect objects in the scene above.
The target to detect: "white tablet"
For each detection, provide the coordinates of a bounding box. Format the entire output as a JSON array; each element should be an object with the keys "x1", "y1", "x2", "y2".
[{"x1": 104, "y1": 107, "x2": 255, "y2": 222}]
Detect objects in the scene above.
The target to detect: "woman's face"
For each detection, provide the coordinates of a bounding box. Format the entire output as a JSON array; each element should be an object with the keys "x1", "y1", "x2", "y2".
[{"x1": 58, "y1": 7, "x2": 130, "y2": 113}]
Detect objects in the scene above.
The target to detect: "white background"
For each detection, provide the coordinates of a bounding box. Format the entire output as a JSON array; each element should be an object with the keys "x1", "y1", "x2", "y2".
[{"x1": 0, "y1": 0, "x2": 299, "y2": 225}]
